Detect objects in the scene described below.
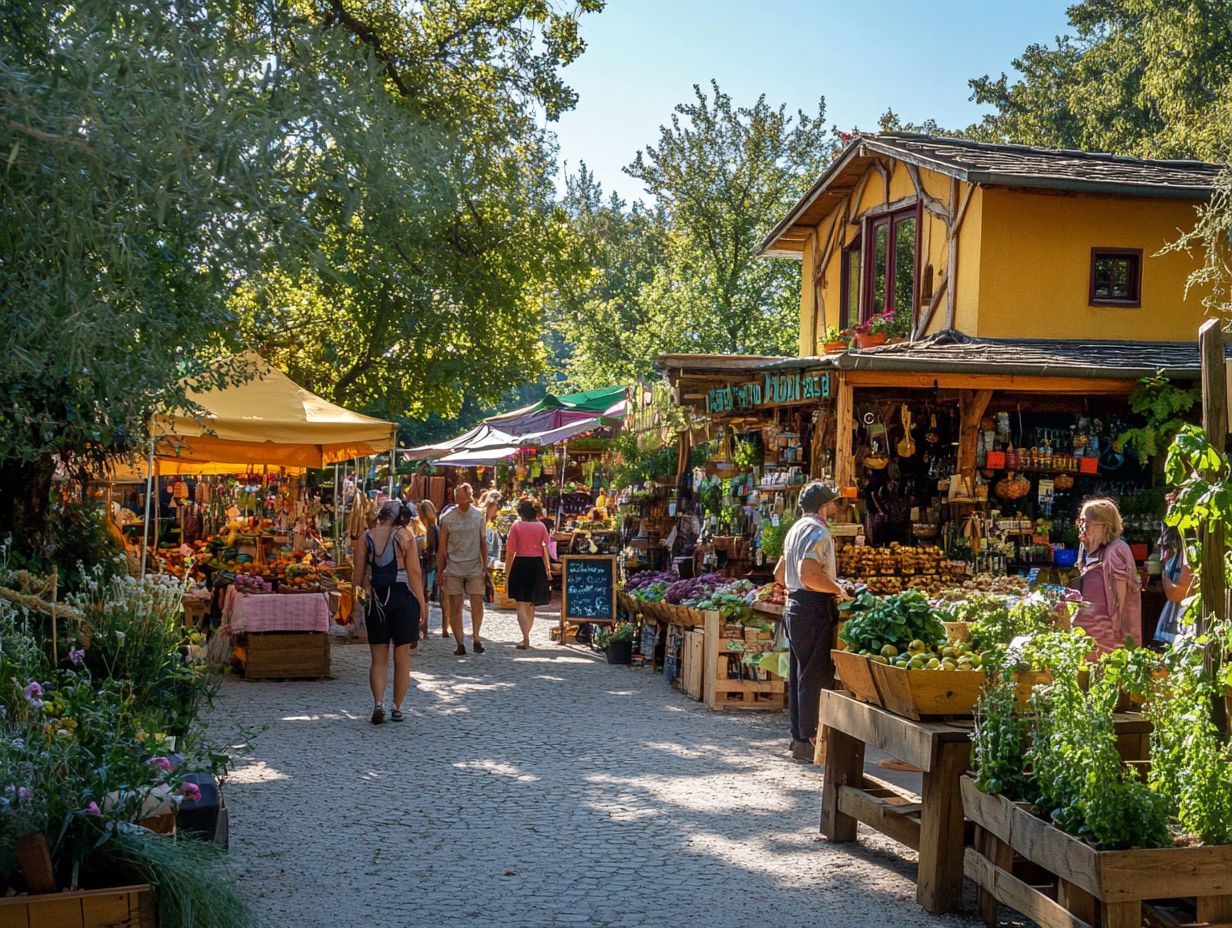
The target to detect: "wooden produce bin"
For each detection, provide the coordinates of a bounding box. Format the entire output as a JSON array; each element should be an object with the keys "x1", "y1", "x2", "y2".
[
  {"x1": 0, "y1": 884, "x2": 156, "y2": 928},
  {"x1": 235, "y1": 631, "x2": 330, "y2": 680},
  {"x1": 830, "y1": 650, "x2": 983, "y2": 719},
  {"x1": 961, "y1": 776, "x2": 1232, "y2": 928},
  {"x1": 702, "y1": 610, "x2": 785, "y2": 711}
]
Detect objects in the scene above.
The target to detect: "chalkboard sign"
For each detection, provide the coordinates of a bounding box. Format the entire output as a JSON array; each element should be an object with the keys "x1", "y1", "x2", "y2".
[{"x1": 561, "y1": 555, "x2": 617, "y2": 624}]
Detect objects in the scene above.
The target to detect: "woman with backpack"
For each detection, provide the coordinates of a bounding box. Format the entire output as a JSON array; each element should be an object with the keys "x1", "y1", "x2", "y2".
[
  {"x1": 1071, "y1": 498, "x2": 1142, "y2": 656},
  {"x1": 355, "y1": 499, "x2": 426, "y2": 724}
]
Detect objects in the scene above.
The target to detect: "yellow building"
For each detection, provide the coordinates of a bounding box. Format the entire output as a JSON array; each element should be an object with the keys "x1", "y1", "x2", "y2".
[{"x1": 759, "y1": 135, "x2": 1222, "y2": 355}]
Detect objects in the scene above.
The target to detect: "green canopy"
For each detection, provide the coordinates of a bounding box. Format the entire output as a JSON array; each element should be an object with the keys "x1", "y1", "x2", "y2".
[{"x1": 542, "y1": 386, "x2": 626, "y2": 413}]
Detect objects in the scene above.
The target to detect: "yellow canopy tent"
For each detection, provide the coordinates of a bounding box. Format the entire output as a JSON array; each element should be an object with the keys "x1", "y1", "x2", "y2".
[
  {"x1": 151, "y1": 352, "x2": 396, "y2": 469},
  {"x1": 124, "y1": 353, "x2": 396, "y2": 572}
]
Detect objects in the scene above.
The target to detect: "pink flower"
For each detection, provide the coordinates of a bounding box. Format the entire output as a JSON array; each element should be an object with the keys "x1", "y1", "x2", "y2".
[
  {"x1": 68, "y1": 647, "x2": 85, "y2": 665},
  {"x1": 85, "y1": 801, "x2": 100, "y2": 815},
  {"x1": 179, "y1": 781, "x2": 201, "y2": 803},
  {"x1": 148, "y1": 756, "x2": 174, "y2": 774}
]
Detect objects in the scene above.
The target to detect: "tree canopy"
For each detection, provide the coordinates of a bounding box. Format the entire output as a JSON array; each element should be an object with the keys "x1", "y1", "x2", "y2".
[{"x1": 968, "y1": 0, "x2": 1232, "y2": 161}]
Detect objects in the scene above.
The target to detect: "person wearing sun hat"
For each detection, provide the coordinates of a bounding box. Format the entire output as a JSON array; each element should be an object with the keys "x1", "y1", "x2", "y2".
[{"x1": 774, "y1": 481, "x2": 849, "y2": 762}]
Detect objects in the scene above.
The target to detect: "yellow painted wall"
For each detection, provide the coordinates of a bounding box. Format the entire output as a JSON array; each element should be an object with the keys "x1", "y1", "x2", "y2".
[
  {"x1": 799, "y1": 160, "x2": 956, "y2": 346},
  {"x1": 793, "y1": 157, "x2": 1210, "y2": 353},
  {"x1": 976, "y1": 188, "x2": 1209, "y2": 340}
]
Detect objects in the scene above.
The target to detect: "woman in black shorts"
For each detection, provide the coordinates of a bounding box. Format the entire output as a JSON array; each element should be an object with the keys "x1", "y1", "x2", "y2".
[{"x1": 356, "y1": 500, "x2": 426, "y2": 724}]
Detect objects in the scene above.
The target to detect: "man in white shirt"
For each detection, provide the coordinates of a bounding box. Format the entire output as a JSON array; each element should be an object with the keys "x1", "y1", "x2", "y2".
[{"x1": 774, "y1": 482, "x2": 848, "y2": 762}]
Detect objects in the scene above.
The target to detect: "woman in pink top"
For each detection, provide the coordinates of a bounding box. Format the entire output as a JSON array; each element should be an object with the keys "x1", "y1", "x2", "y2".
[
  {"x1": 1071, "y1": 498, "x2": 1142, "y2": 656},
  {"x1": 504, "y1": 499, "x2": 553, "y2": 649}
]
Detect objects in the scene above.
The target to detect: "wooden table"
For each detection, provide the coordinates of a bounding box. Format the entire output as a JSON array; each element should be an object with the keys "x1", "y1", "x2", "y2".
[
  {"x1": 818, "y1": 688, "x2": 970, "y2": 914},
  {"x1": 818, "y1": 689, "x2": 1155, "y2": 917}
]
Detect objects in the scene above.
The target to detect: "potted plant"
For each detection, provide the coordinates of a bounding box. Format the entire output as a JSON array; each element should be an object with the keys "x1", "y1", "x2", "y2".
[
  {"x1": 594, "y1": 621, "x2": 636, "y2": 664},
  {"x1": 853, "y1": 312, "x2": 894, "y2": 348},
  {"x1": 822, "y1": 326, "x2": 849, "y2": 354}
]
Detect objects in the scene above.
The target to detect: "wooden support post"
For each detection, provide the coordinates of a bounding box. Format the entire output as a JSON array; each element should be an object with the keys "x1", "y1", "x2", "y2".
[
  {"x1": 1100, "y1": 901, "x2": 1140, "y2": 928},
  {"x1": 1196, "y1": 894, "x2": 1232, "y2": 925},
  {"x1": 1199, "y1": 319, "x2": 1227, "y2": 733},
  {"x1": 916, "y1": 741, "x2": 968, "y2": 914},
  {"x1": 957, "y1": 389, "x2": 994, "y2": 486},
  {"x1": 1057, "y1": 879, "x2": 1098, "y2": 926},
  {"x1": 819, "y1": 724, "x2": 864, "y2": 841},
  {"x1": 15, "y1": 833, "x2": 57, "y2": 894},
  {"x1": 835, "y1": 378, "x2": 855, "y2": 489}
]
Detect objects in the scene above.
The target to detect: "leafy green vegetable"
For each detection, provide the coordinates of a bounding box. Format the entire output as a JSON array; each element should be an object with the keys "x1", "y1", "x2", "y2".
[{"x1": 839, "y1": 590, "x2": 945, "y2": 653}]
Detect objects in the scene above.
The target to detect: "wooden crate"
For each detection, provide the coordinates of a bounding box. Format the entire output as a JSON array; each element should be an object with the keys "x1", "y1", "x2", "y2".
[
  {"x1": 0, "y1": 884, "x2": 155, "y2": 928},
  {"x1": 961, "y1": 776, "x2": 1232, "y2": 928},
  {"x1": 832, "y1": 649, "x2": 880, "y2": 704},
  {"x1": 701, "y1": 610, "x2": 785, "y2": 711},
  {"x1": 238, "y1": 631, "x2": 330, "y2": 680},
  {"x1": 868, "y1": 661, "x2": 984, "y2": 719},
  {"x1": 680, "y1": 629, "x2": 704, "y2": 701}
]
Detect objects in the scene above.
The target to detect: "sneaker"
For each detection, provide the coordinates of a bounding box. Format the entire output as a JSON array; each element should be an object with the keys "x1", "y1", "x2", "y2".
[
  {"x1": 390, "y1": 708, "x2": 404, "y2": 723},
  {"x1": 371, "y1": 704, "x2": 385, "y2": 725},
  {"x1": 472, "y1": 640, "x2": 485, "y2": 654}
]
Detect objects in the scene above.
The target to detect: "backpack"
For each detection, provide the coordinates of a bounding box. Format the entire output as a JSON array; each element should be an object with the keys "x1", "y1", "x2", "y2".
[{"x1": 367, "y1": 530, "x2": 399, "y2": 588}]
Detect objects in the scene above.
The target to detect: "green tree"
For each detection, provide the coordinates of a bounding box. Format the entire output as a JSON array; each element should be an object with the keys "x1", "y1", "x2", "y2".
[
  {"x1": 0, "y1": 0, "x2": 286, "y2": 539},
  {"x1": 624, "y1": 82, "x2": 831, "y2": 359},
  {"x1": 968, "y1": 0, "x2": 1232, "y2": 161},
  {"x1": 0, "y1": 0, "x2": 602, "y2": 543},
  {"x1": 229, "y1": 0, "x2": 600, "y2": 418},
  {"x1": 549, "y1": 165, "x2": 669, "y2": 389}
]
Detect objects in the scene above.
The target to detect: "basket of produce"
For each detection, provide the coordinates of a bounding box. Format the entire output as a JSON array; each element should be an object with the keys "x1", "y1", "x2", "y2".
[{"x1": 995, "y1": 471, "x2": 1031, "y2": 501}]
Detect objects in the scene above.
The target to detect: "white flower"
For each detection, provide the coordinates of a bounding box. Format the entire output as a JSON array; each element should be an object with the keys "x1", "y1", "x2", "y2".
[{"x1": 114, "y1": 630, "x2": 126, "y2": 642}]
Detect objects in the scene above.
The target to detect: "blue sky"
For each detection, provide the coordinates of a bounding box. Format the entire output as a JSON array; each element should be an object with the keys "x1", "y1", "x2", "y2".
[{"x1": 552, "y1": 0, "x2": 1074, "y2": 203}]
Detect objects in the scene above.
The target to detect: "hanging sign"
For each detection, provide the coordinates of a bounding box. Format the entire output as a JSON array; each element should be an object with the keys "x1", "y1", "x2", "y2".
[{"x1": 706, "y1": 369, "x2": 831, "y2": 414}]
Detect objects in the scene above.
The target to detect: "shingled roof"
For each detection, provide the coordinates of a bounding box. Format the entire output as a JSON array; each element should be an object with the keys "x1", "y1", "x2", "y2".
[
  {"x1": 759, "y1": 330, "x2": 1221, "y2": 381},
  {"x1": 761, "y1": 133, "x2": 1226, "y2": 256}
]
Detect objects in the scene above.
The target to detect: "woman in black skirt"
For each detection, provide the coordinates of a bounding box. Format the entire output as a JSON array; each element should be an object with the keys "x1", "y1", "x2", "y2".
[
  {"x1": 503, "y1": 499, "x2": 552, "y2": 649},
  {"x1": 355, "y1": 500, "x2": 426, "y2": 723}
]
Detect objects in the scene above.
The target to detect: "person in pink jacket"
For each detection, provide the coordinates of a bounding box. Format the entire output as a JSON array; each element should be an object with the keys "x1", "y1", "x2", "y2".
[{"x1": 1071, "y1": 498, "x2": 1142, "y2": 655}]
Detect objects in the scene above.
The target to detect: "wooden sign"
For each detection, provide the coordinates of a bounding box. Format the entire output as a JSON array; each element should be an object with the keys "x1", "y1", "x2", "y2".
[
  {"x1": 706, "y1": 369, "x2": 831, "y2": 414},
  {"x1": 560, "y1": 555, "x2": 617, "y2": 630}
]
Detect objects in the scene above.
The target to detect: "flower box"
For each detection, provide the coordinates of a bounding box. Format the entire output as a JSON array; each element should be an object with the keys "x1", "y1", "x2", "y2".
[
  {"x1": 853, "y1": 331, "x2": 887, "y2": 349},
  {"x1": 823, "y1": 340, "x2": 848, "y2": 354},
  {"x1": 0, "y1": 885, "x2": 156, "y2": 928},
  {"x1": 961, "y1": 776, "x2": 1232, "y2": 928}
]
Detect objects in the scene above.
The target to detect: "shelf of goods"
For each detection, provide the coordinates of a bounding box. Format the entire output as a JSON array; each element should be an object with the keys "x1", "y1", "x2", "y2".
[
  {"x1": 838, "y1": 543, "x2": 966, "y2": 596},
  {"x1": 619, "y1": 596, "x2": 784, "y2": 712}
]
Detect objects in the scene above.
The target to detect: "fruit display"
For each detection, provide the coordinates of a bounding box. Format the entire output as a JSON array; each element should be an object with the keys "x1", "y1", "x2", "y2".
[
  {"x1": 838, "y1": 543, "x2": 964, "y2": 596},
  {"x1": 749, "y1": 582, "x2": 785, "y2": 607},
  {"x1": 860, "y1": 636, "x2": 986, "y2": 671}
]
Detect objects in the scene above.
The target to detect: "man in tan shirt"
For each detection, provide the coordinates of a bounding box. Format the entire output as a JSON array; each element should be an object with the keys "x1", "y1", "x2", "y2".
[{"x1": 438, "y1": 483, "x2": 489, "y2": 655}]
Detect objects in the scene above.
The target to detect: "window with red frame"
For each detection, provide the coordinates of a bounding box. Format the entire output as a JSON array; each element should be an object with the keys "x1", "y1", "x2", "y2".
[
  {"x1": 839, "y1": 237, "x2": 861, "y2": 330},
  {"x1": 862, "y1": 208, "x2": 918, "y2": 324}
]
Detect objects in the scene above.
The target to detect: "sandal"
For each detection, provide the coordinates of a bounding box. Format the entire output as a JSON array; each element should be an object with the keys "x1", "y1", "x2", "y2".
[
  {"x1": 370, "y1": 704, "x2": 385, "y2": 725},
  {"x1": 515, "y1": 643, "x2": 530, "y2": 650},
  {"x1": 390, "y1": 708, "x2": 404, "y2": 723},
  {"x1": 454, "y1": 645, "x2": 467, "y2": 656}
]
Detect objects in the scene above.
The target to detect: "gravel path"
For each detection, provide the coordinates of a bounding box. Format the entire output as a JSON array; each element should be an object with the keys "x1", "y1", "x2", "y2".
[{"x1": 208, "y1": 604, "x2": 982, "y2": 928}]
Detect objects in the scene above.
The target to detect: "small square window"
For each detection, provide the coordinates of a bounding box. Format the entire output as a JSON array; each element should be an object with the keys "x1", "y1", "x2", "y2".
[{"x1": 1089, "y1": 248, "x2": 1142, "y2": 307}]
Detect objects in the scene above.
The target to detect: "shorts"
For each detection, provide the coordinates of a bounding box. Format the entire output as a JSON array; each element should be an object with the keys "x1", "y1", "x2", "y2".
[
  {"x1": 367, "y1": 584, "x2": 420, "y2": 646},
  {"x1": 442, "y1": 572, "x2": 485, "y2": 596}
]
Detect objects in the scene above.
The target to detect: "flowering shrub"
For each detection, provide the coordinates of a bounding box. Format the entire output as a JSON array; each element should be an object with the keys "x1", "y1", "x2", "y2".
[{"x1": 0, "y1": 572, "x2": 232, "y2": 907}]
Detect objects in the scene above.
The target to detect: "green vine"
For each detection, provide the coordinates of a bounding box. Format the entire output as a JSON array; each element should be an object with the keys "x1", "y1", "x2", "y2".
[{"x1": 1118, "y1": 374, "x2": 1199, "y2": 460}]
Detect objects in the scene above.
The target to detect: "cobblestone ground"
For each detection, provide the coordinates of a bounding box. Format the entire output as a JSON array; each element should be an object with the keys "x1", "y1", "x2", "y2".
[{"x1": 209, "y1": 605, "x2": 979, "y2": 928}]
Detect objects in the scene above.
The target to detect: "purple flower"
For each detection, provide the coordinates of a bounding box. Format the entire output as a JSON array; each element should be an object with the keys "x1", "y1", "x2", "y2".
[
  {"x1": 179, "y1": 781, "x2": 201, "y2": 803},
  {"x1": 148, "y1": 756, "x2": 174, "y2": 774},
  {"x1": 22, "y1": 682, "x2": 43, "y2": 709},
  {"x1": 85, "y1": 801, "x2": 100, "y2": 815},
  {"x1": 68, "y1": 647, "x2": 85, "y2": 665},
  {"x1": 16, "y1": 787, "x2": 31, "y2": 801}
]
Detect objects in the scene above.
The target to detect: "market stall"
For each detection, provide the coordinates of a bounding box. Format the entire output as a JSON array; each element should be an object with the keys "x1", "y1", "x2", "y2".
[{"x1": 124, "y1": 353, "x2": 397, "y2": 678}]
